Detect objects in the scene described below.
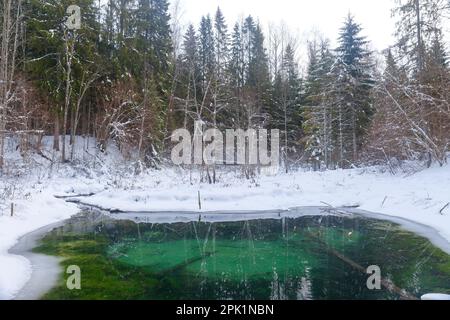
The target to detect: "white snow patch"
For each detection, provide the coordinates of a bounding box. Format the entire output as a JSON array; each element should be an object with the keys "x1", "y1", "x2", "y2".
[
  {"x1": 421, "y1": 293, "x2": 450, "y2": 300},
  {"x1": 0, "y1": 181, "x2": 80, "y2": 300}
]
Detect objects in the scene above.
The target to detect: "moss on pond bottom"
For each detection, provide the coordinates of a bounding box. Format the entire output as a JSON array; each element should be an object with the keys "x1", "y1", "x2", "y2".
[
  {"x1": 33, "y1": 215, "x2": 450, "y2": 300},
  {"x1": 34, "y1": 235, "x2": 161, "y2": 300}
]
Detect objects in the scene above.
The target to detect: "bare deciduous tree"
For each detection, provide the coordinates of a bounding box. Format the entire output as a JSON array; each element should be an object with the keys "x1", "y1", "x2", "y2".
[{"x1": 0, "y1": 0, "x2": 22, "y2": 169}]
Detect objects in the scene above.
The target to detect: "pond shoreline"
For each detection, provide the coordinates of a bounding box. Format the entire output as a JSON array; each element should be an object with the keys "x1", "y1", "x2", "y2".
[
  {"x1": 349, "y1": 209, "x2": 450, "y2": 255},
  {"x1": 10, "y1": 206, "x2": 450, "y2": 300},
  {"x1": 8, "y1": 222, "x2": 66, "y2": 300}
]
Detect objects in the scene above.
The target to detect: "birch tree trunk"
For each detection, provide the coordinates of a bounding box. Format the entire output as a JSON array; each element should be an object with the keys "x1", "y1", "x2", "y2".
[
  {"x1": 71, "y1": 72, "x2": 97, "y2": 160},
  {"x1": 0, "y1": 0, "x2": 12, "y2": 169},
  {"x1": 0, "y1": 0, "x2": 22, "y2": 169},
  {"x1": 61, "y1": 30, "x2": 76, "y2": 163}
]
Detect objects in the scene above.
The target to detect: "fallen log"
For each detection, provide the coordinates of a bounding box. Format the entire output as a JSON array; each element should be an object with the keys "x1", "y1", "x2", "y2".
[
  {"x1": 54, "y1": 192, "x2": 96, "y2": 199},
  {"x1": 304, "y1": 232, "x2": 418, "y2": 300}
]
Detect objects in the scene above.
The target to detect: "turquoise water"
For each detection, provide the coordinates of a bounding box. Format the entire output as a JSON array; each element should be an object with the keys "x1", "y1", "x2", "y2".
[{"x1": 35, "y1": 212, "x2": 450, "y2": 300}]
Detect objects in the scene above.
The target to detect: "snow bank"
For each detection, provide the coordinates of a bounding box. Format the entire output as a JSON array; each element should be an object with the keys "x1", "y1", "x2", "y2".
[
  {"x1": 421, "y1": 293, "x2": 450, "y2": 300},
  {"x1": 0, "y1": 179, "x2": 80, "y2": 300}
]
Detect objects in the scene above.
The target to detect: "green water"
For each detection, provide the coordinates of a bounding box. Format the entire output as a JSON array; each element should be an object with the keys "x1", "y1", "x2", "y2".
[{"x1": 34, "y1": 211, "x2": 450, "y2": 300}]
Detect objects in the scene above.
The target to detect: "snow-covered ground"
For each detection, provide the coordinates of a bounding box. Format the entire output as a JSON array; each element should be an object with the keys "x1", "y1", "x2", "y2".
[{"x1": 1, "y1": 137, "x2": 450, "y2": 300}]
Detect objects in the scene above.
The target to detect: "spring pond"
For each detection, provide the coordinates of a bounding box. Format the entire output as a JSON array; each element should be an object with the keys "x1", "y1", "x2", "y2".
[{"x1": 32, "y1": 210, "x2": 450, "y2": 300}]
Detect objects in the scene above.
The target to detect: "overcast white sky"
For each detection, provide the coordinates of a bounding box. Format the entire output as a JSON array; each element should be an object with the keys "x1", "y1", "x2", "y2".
[{"x1": 174, "y1": 0, "x2": 397, "y2": 59}]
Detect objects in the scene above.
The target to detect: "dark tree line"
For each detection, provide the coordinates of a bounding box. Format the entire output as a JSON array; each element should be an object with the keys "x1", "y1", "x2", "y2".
[
  {"x1": 20, "y1": 0, "x2": 173, "y2": 164},
  {"x1": 0, "y1": 0, "x2": 448, "y2": 173}
]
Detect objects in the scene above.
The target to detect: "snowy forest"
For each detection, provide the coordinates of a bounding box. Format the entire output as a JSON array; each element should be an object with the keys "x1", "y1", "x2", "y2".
[
  {"x1": 2, "y1": 0, "x2": 450, "y2": 303},
  {"x1": 0, "y1": 0, "x2": 449, "y2": 175}
]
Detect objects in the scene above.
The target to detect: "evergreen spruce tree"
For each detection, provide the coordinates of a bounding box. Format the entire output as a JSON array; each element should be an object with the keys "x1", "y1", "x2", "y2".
[
  {"x1": 229, "y1": 22, "x2": 245, "y2": 128},
  {"x1": 26, "y1": 0, "x2": 100, "y2": 156},
  {"x1": 178, "y1": 24, "x2": 200, "y2": 128},
  {"x1": 334, "y1": 14, "x2": 374, "y2": 166},
  {"x1": 211, "y1": 7, "x2": 231, "y2": 129},
  {"x1": 393, "y1": 0, "x2": 448, "y2": 74},
  {"x1": 230, "y1": 23, "x2": 245, "y2": 89},
  {"x1": 246, "y1": 19, "x2": 271, "y2": 128},
  {"x1": 135, "y1": 0, "x2": 172, "y2": 81},
  {"x1": 303, "y1": 40, "x2": 336, "y2": 169},
  {"x1": 428, "y1": 32, "x2": 448, "y2": 69},
  {"x1": 271, "y1": 44, "x2": 302, "y2": 171},
  {"x1": 199, "y1": 15, "x2": 215, "y2": 93},
  {"x1": 214, "y1": 7, "x2": 229, "y2": 80}
]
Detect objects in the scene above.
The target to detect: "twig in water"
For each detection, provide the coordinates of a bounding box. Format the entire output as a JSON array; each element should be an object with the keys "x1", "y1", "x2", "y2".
[
  {"x1": 440, "y1": 203, "x2": 449, "y2": 215},
  {"x1": 320, "y1": 201, "x2": 352, "y2": 216},
  {"x1": 381, "y1": 196, "x2": 388, "y2": 208},
  {"x1": 320, "y1": 201, "x2": 333, "y2": 208}
]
